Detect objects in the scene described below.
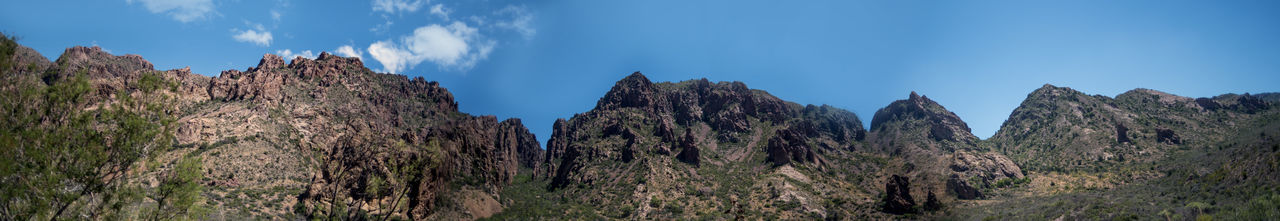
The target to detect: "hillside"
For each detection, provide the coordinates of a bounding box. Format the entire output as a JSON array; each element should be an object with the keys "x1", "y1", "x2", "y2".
[
  {"x1": 3, "y1": 35, "x2": 1278, "y2": 220},
  {"x1": 491, "y1": 72, "x2": 1025, "y2": 219},
  {"x1": 959, "y1": 84, "x2": 1280, "y2": 220},
  {"x1": 0, "y1": 35, "x2": 542, "y2": 220}
]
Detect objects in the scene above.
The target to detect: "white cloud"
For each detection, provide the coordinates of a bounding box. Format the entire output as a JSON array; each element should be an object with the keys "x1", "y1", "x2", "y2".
[
  {"x1": 335, "y1": 45, "x2": 363, "y2": 60},
  {"x1": 90, "y1": 41, "x2": 113, "y2": 53},
  {"x1": 232, "y1": 30, "x2": 273, "y2": 46},
  {"x1": 495, "y1": 5, "x2": 535, "y2": 39},
  {"x1": 128, "y1": 0, "x2": 217, "y2": 23},
  {"x1": 231, "y1": 23, "x2": 273, "y2": 46},
  {"x1": 370, "y1": 15, "x2": 395, "y2": 33},
  {"x1": 430, "y1": 4, "x2": 450, "y2": 20},
  {"x1": 367, "y1": 42, "x2": 414, "y2": 73},
  {"x1": 271, "y1": 10, "x2": 282, "y2": 22},
  {"x1": 465, "y1": 15, "x2": 486, "y2": 27},
  {"x1": 366, "y1": 21, "x2": 494, "y2": 73},
  {"x1": 276, "y1": 49, "x2": 316, "y2": 60},
  {"x1": 373, "y1": 0, "x2": 426, "y2": 14}
]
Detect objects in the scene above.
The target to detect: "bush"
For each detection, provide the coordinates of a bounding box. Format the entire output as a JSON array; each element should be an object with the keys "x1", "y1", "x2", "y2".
[
  {"x1": 0, "y1": 65, "x2": 178, "y2": 219},
  {"x1": 150, "y1": 156, "x2": 209, "y2": 220}
]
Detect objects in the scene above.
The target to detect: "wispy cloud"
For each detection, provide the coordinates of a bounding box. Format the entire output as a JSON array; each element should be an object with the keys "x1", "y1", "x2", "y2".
[
  {"x1": 367, "y1": 21, "x2": 494, "y2": 73},
  {"x1": 335, "y1": 45, "x2": 363, "y2": 60},
  {"x1": 276, "y1": 49, "x2": 316, "y2": 60},
  {"x1": 495, "y1": 5, "x2": 535, "y2": 39},
  {"x1": 271, "y1": 10, "x2": 283, "y2": 22},
  {"x1": 127, "y1": 0, "x2": 217, "y2": 23},
  {"x1": 372, "y1": 0, "x2": 426, "y2": 14},
  {"x1": 370, "y1": 17, "x2": 394, "y2": 33},
  {"x1": 430, "y1": 4, "x2": 450, "y2": 20},
  {"x1": 231, "y1": 22, "x2": 273, "y2": 46}
]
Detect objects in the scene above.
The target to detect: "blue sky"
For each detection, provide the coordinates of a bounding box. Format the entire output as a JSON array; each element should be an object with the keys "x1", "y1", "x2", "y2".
[{"x1": 3, "y1": 1, "x2": 1279, "y2": 145}]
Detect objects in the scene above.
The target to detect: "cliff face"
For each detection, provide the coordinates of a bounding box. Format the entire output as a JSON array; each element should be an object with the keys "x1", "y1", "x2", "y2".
[
  {"x1": 537, "y1": 72, "x2": 888, "y2": 219},
  {"x1": 7, "y1": 44, "x2": 542, "y2": 219}
]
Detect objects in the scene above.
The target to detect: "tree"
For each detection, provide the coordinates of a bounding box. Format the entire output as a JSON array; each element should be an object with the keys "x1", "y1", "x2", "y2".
[
  {"x1": 150, "y1": 156, "x2": 208, "y2": 220},
  {"x1": 0, "y1": 34, "x2": 178, "y2": 220}
]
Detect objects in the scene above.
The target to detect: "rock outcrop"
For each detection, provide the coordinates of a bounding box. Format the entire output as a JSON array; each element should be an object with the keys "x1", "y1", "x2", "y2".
[
  {"x1": 1116, "y1": 123, "x2": 1131, "y2": 144},
  {"x1": 1155, "y1": 128, "x2": 1181, "y2": 145},
  {"x1": 766, "y1": 123, "x2": 818, "y2": 166},
  {"x1": 950, "y1": 151, "x2": 1025, "y2": 181},
  {"x1": 881, "y1": 175, "x2": 916, "y2": 214},
  {"x1": 676, "y1": 129, "x2": 700, "y2": 166},
  {"x1": 871, "y1": 91, "x2": 976, "y2": 145},
  {"x1": 946, "y1": 174, "x2": 983, "y2": 200},
  {"x1": 923, "y1": 191, "x2": 943, "y2": 212}
]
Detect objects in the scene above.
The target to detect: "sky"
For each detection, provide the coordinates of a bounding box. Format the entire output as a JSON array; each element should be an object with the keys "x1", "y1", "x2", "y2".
[{"x1": 3, "y1": 0, "x2": 1279, "y2": 145}]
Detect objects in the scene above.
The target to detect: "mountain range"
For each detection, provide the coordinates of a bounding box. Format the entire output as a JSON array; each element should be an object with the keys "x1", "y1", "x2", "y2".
[{"x1": 2, "y1": 36, "x2": 1278, "y2": 220}]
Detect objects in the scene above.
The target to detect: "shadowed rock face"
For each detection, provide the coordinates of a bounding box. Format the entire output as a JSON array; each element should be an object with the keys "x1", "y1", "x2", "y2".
[
  {"x1": 595, "y1": 72, "x2": 665, "y2": 113},
  {"x1": 1155, "y1": 128, "x2": 1181, "y2": 144},
  {"x1": 676, "y1": 129, "x2": 700, "y2": 166},
  {"x1": 767, "y1": 122, "x2": 818, "y2": 166},
  {"x1": 924, "y1": 191, "x2": 943, "y2": 211},
  {"x1": 882, "y1": 175, "x2": 916, "y2": 214},
  {"x1": 1116, "y1": 123, "x2": 1131, "y2": 144},
  {"x1": 947, "y1": 174, "x2": 983, "y2": 200}
]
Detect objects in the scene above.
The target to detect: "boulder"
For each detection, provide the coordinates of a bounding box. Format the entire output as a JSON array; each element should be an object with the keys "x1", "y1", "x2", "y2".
[
  {"x1": 766, "y1": 124, "x2": 816, "y2": 166},
  {"x1": 947, "y1": 174, "x2": 983, "y2": 200},
  {"x1": 676, "y1": 129, "x2": 700, "y2": 166},
  {"x1": 881, "y1": 175, "x2": 916, "y2": 214},
  {"x1": 923, "y1": 191, "x2": 943, "y2": 211},
  {"x1": 1116, "y1": 123, "x2": 1131, "y2": 144},
  {"x1": 1156, "y1": 128, "x2": 1181, "y2": 145}
]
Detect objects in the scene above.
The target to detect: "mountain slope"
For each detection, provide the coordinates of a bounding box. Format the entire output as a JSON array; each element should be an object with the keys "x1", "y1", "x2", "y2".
[
  {"x1": 958, "y1": 85, "x2": 1280, "y2": 220},
  {"x1": 1, "y1": 38, "x2": 543, "y2": 220},
  {"x1": 867, "y1": 92, "x2": 1025, "y2": 202},
  {"x1": 496, "y1": 72, "x2": 1024, "y2": 219},
  {"x1": 525, "y1": 72, "x2": 885, "y2": 219},
  {"x1": 5, "y1": 36, "x2": 1278, "y2": 220},
  {"x1": 990, "y1": 84, "x2": 1269, "y2": 173}
]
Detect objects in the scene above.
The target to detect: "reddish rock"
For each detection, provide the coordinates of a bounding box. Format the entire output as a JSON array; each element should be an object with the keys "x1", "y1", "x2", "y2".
[
  {"x1": 676, "y1": 129, "x2": 700, "y2": 166},
  {"x1": 767, "y1": 123, "x2": 817, "y2": 166}
]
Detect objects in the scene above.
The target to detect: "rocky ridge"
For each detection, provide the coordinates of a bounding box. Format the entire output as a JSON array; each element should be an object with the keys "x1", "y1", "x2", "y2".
[
  {"x1": 528, "y1": 72, "x2": 1023, "y2": 219},
  {"x1": 6, "y1": 44, "x2": 543, "y2": 220},
  {"x1": 7, "y1": 37, "x2": 1279, "y2": 220}
]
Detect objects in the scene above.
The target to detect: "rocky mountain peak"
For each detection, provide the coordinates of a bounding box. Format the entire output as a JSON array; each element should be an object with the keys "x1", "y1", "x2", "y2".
[
  {"x1": 870, "y1": 92, "x2": 974, "y2": 143},
  {"x1": 595, "y1": 71, "x2": 661, "y2": 111},
  {"x1": 57, "y1": 46, "x2": 153, "y2": 69},
  {"x1": 54, "y1": 46, "x2": 155, "y2": 82},
  {"x1": 256, "y1": 53, "x2": 286, "y2": 71},
  {"x1": 1028, "y1": 84, "x2": 1078, "y2": 97}
]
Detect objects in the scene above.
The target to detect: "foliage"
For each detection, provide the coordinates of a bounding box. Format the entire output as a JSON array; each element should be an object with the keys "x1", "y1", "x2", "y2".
[
  {"x1": 0, "y1": 33, "x2": 17, "y2": 71},
  {"x1": 149, "y1": 156, "x2": 209, "y2": 220},
  {"x1": 994, "y1": 177, "x2": 1031, "y2": 188},
  {"x1": 0, "y1": 36, "x2": 178, "y2": 219}
]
